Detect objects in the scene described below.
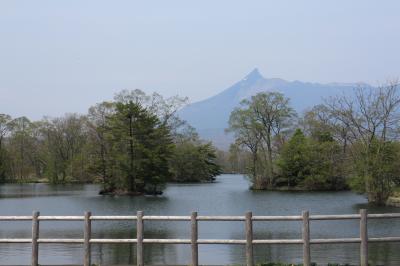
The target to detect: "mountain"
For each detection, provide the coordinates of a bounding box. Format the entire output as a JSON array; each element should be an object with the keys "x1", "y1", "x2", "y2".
[{"x1": 178, "y1": 68, "x2": 366, "y2": 149}]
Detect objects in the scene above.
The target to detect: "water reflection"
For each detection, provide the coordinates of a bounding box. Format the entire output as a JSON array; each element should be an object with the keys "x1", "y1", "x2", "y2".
[{"x1": 0, "y1": 175, "x2": 399, "y2": 265}]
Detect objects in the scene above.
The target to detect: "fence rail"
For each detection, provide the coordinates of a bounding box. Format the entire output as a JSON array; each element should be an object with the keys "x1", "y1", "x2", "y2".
[{"x1": 0, "y1": 210, "x2": 399, "y2": 266}]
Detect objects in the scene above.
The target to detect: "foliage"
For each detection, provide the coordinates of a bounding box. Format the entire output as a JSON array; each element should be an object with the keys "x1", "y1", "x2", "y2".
[
  {"x1": 0, "y1": 90, "x2": 221, "y2": 196},
  {"x1": 323, "y1": 82, "x2": 400, "y2": 203},
  {"x1": 227, "y1": 92, "x2": 296, "y2": 189},
  {"x1": 169, "y1": 140, "x2": 221, "y2": 182},
  {"x1": 86, "y1": 101, "x2": 115, "y2": 188},
  {"x1": 277, "y1": 129, "x2": 346, "y2": 190},
  {"x1": 227, "y1": 107, "x2": 263, "y2": 183},
  {"x1": 103, "y1": 100, "x2": 174, "y2": 194},
  {"x1": 277, "y1": 129, "x2": 312, "y2": 187},
  {"x1": 38, "y1": 114, "x2": 88, "y2": 183},
  {"x1": 0, "y1": 114, "x2": 12, "y2": 182},
  {"x1": 349, "y1": 139, "x2": 400, "y2": 204},
  {"x1": 226, "y1": 82, "x2": 400, "y2": 203}
]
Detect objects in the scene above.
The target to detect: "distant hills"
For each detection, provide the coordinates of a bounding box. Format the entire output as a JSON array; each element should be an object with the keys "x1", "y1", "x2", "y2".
[{"x1": 178, "y1": 68, "x2": 366, "y2": 149}]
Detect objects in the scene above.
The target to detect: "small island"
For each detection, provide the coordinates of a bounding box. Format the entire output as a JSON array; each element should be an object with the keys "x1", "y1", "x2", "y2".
[
  {"x1": 223, "y1": 84, "x2": 400, "y2": 206},
  {"x1": 0, "y1": 90, "x2": 222, "y2": 196}
]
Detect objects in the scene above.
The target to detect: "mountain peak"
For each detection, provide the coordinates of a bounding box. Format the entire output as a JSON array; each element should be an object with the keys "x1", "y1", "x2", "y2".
[
  {"x1": 242, "y1": 68, "x2": 263, "y2": 82},
  {"x1": 178, "y1": 69, "x2": 367, "y2": 149}
]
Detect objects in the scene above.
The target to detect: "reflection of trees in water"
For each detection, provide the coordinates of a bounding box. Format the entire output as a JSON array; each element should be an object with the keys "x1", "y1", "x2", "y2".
[
  {"x1": 92, "y1": 243, "x2": 134, "y2": 265},
  {"x1": 91, "y1": 228, "x2": 180, "y2": 265},
  {"x1": 310, "y1": 243, "x2": 399, "y2": 265},
  {"x1": 369, "y1": 242, "x2": 400, "y2": 266},
  {"x1": 311, "y1": 244, "x2": 359, "y2": 265},
  {"x1": 227, "y1": 226, "x2": 400, "y2": 265},
  {"x1": 2, "y1": 181, "x2": 400, "y2": 265},
  {"x1": 2, "y1": 217, "x2": 400, "y2": 265},
  {"x1": 228, "y1": 230, "x2": 303, "y2": 265},
  {"x1": 89, "y1": 224, "x2": 400, "y2": 265}
]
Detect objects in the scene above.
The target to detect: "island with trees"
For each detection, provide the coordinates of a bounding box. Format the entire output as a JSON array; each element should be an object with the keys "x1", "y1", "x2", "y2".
[
  {"x1": 1, "y1": 83, "x2": 400, "y2": 206},
  {"x1": 223, "y1": 81, "x2": 400, "y2": 205},
  {"x1": 0, "y1": 90, "x2": 221, "y2": 195}
]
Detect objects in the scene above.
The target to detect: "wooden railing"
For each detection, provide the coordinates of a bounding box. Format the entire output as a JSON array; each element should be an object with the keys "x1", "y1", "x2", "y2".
[{"x1": 1, "y1": 209, "x2": 400, "y2": 266}]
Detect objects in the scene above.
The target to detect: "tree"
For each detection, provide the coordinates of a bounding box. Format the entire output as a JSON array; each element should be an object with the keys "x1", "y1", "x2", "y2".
[
  {"x1": 38, "y1": 114, "x2": 88, "y2": 183},
  {"x1": 277, "y1": 129, "x2": 346, "y2": 190},
  {"x1": 325, "y1": 82, "x2": 400, "y2": 203},
  {"x1": 326, "y1": 82, "x2": 400, "y2": 146},
  {"x1": 302, "y1": 104, "x2": 351, "y2": 154},
  {"x1": 87, "y1": 102, "x2": 115, "y2": 189},
  {"x1": 226, "y1": 143, "x2": 249, "y2": 174},
  {"x1": 0, "y1": 90, "x2": 223, "y2": 195},
  {"x1": 0, "y1": 114, "x2": 12, "y2": 182},
  {"x1": 227, "y1": 108, "x2": 263, "y2": 187},
  {"x1": 277, "y1": 129, "x2": 312, "y2": 187},
  {"x1": 249, "y1": 92, "x2": 296, "y2": 182},
  {"x1": 114, "y1": 89, "x2": 188, "y2": 135},
  {"x1": 87, "y1": 90, "x2": 189, "y2": 192},
  {"x1": 106, "y1": 100, "x2": 173, "y2": 194},
  {"x1": 7, "y1": 117, "x2": 35, "y2": 180},
  {"x1": 170, "y1": 141, "x2": 221, "y2": 182},
  {"x1": 350, "y1": 140, "x2": 400, "y2": 204},
  {"x1": 167, "y1": 117, "x2": 222, "y2": 183},
  {"x1": 227, "y1": 92, "x2": 296, "y2": 189},
  {"x1": 305, "y1": 131, "x2": 346, "y2": 190},
  {"x1": 227, "y1": 144, "x2": 241, "y2": 173}
]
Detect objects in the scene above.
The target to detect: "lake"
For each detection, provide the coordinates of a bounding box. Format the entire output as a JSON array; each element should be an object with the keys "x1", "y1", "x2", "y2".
[{"x1": 0, "y1": 174, "x2": 399, "y2": 265}]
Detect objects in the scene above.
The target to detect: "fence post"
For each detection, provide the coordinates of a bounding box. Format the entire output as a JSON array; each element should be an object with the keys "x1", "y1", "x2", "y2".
[
  {"x1": 84, "y1": 211, "x2": 92, "y2": 266},
  {"x1": 137, "y1": 211, "x2": 144, "y2": 266},
  {"x1": 245, "y1": 211, "x2": 253, "y2": 266},
  {"x1": 302, "y1": 210, "x2": 310, "y2": 266},
  {"x1": 31, "y1": 211, "x2": 39, "y2": 266},
  {"x1": 360, "y1": 209, "x2": 368, "y2": 266},
  {"x1": 191, "y1": 212, "x2": 198, "y2": 266}
]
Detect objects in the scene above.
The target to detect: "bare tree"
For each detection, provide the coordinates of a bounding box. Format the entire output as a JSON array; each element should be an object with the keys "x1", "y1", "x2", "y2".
[
  {"x1": 247, "y1": 92, "x2": 296, "y2": 185},
  {"x1": 325, "y1": 81, "x2": 400, "y2": 147},
  {"x1": 302, "y1": 104, "x2": 351, "y2": 153},
  {"x1": 114, "y1": 89, "x2": 188, "y2": 130},
  {"x1": 87, "y1": 102, "x2": 115, "y2": 188},
  {"x1": 325, "y1": 81, "x2": 400, "y2": 203},
  {"x1": 227, "y1": 108, "x2": 263, "y2": 186}
]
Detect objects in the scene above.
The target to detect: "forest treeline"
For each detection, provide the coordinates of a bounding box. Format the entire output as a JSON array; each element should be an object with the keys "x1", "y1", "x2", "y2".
[
  {"x1": 1, "y1": 83, "x2": 399, "y2": 203},
  {"x1": 0, "y1": 90, "x2": 221, "y2": 195},
  {"x1": 217, "y1": 82, "x2": 400, "y2": 205}
]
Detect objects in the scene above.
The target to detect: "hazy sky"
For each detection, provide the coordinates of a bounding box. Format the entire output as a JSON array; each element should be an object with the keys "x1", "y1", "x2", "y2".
[{"x1": 1, "y1": 0, "x2": 400, "y2": 119}]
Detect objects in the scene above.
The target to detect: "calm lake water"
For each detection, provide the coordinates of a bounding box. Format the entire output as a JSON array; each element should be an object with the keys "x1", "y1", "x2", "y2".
[{"x1": 0, "y1": 174, "x2": 399, "y2": 266}]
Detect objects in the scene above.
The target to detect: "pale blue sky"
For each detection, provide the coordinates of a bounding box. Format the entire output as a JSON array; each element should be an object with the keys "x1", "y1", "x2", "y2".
[{"x1": 1, "y1": 0, "x2": 399, "y2": 119}]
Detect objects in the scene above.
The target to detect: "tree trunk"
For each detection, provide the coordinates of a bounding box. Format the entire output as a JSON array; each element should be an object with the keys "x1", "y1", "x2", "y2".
[
  {"x1": 266, "y1": 132, "x2": 274, "y2": 187},
  {"x1": 100, "y1": 140, "x2": 107, "y2": 189},
  {"x1": 128, "y1": 115, "x2": 136, "y2": 192},
  {"x1": 252, "y1": 151, "x2": 257, "y2": 181}
]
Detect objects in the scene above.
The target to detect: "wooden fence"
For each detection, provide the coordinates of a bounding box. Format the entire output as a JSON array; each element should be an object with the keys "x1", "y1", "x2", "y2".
[{"x1": 0, "y1": 209, "x2": 400, "y2": 266}]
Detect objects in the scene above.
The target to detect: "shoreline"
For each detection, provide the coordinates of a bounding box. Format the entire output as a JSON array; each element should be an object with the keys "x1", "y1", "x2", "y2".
[{"x1": 2, "y1": 177, "x2": 400, "y2": 208}]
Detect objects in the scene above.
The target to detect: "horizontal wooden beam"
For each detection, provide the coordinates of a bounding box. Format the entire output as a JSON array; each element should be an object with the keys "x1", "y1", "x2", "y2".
[
  {"x1": 0, "y1": 238, "x2": 32, "y2": 243},
  {"x1": 1, "y1": 213, "x2": 400, "y2": 221},
  {"x1": 2, "y1": 236, "x2": 400, "y2": 245}
]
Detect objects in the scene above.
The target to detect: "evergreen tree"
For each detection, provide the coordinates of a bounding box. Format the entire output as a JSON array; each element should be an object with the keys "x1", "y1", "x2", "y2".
[
  {"x1": 277, "y1": 129, "x2": 311, "y2": 187},
  {"x1": 277, "y1": 129, "x2": 346, "y2": 190},
  {"x1": 106, "y1": 100, "x2": 173, "y2": 194}
]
